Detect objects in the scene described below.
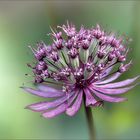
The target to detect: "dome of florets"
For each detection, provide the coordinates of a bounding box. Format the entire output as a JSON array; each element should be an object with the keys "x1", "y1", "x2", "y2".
[{"x1": 22, "y1": 22, "x2": 139, "y2": 118}]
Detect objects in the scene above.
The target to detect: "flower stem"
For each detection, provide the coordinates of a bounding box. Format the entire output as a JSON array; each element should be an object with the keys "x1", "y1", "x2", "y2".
[{"x1": 84, "y1": 103, "x2": 96, "y2": 140}]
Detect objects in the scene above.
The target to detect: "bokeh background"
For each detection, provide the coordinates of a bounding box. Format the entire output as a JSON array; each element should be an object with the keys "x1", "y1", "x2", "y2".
[{"x1": 0, "y1": 0, "x2": 140, "y2": 139}]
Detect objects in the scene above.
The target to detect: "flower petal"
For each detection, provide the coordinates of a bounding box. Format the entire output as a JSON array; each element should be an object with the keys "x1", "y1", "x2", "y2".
[
  {"x1": 95, "y1": 72, "x2": 122, "y2": 85},
  {"x1": 94, "y1": 76, "x2": 140, "y2": 88},
  {"x1": 100, "y1": 65, "x2": 114, "y2": 79},
  {"x1": 84, "y1": 88, "x2": 97, "y2": 106},
  {"x1": 37, "y1": 84, "x2": 63, "y2": 94},
  {"x1": 42, "y1": 103, "x2": 67, "y2": 118},
  {"x1": 67, "y1": 90, "x2": 79, "y2": 106},
  {"x1": 92, "y1": 84, "x2": 136, "y2": 95},
  {"x1": 22, "y1": 87, "x2": 64, "y2": 98},
  {"x1": 90, "y1": 88, "x2": 127, "y2": 102},
  {"x1": 66, "y1": 90, "x2": 83, "y2": 116},
  {"x1": 26, "y1": 92, "x2": 74, "y2": 111},
  {"x1": 42, "y1": 91, "x2": 79, "y2": 118}
]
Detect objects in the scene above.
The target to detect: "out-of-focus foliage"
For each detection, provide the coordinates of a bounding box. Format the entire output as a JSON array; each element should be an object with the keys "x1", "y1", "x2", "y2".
[{"x1": 0, "y1": 1, "x2": 140, "y2": 139}]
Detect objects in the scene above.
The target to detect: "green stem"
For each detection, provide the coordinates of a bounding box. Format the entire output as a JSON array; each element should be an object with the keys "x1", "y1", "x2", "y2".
[{"x1": 84, "y1": 102, "x2": 96, "y2": 140}]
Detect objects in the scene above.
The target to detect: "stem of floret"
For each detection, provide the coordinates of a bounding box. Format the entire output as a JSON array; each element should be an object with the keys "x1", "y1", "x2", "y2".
[{"x1": 84, "y1": 95, "x2": 96, "y2": 140}]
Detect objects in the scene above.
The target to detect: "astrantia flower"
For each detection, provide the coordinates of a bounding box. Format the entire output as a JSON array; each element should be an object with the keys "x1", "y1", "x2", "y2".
[{"x1": 22, "y1": 22, "x2": 139, "y2": 118}]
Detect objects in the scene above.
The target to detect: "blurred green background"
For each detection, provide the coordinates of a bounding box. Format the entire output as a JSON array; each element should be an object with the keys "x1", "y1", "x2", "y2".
[{"x1": 0, "y1": 1, "x2": 140, "y2": 139}]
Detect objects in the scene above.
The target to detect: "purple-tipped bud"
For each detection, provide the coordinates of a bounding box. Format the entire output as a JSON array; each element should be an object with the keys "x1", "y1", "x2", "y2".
[
  {"x1": 54, "y1": 39, "x2": 63, "y2": 50},
  {"x1": 51, "y1": 72, "x2": 61, "y2": 81},
  {"x1": 82, "y1": 39, "x2": 90, "y2": 50},
  {"x1": 86, "y1": 62, "x2": 94, "y2": 72},
  {"x1": 50, "y1": 51, "x2": 59, "y2": 62},
  {"x1": 60, "y1": 68, "x2": 71, "y2": 77},
  {"x1": 60, "y1": 22, "x2": 76, "y2": 37},
  {"x1": 65, "y1": 39, "x2": 73, "y2": 49},
  {"x1": 108, "y1": 52, "x2": 116, "y2": 61},
  {"x1": 36, "y1": 61, "x2": 47, "y2": 70},
  {"x1": 119, "y1": 62, "x2": 132, "y2": 73},
  {"x1": 97, "y1": 50, "x2": 106, "y2": 59},
  {"x1": 107, "y1": 35, "x2": 121, "y2": 48},
  {"x1": 68, "y1": 48, "x2": 78, "y2": 58},
  {"x1": 33, "y1": 69, "x2": 42, "y2": 75},
  {"x1": 35, "y1": 52, "x2": 44, "y2": 61},
  {"x1": 99, "y1": 36, "x2": 107, "y2": 45},
  {"x1": 37, "y1": 43, "x2": 47, "y2": 55},
  {"x1": 41, "y1": 70, "x2": 50, "y2": 78},
  {"x1": 118, "y1": 55, "x2": 126, "y2": 62},
  {"x1": 34, "y1": 75, "x2": 44, "y2": 83},
  {"x1": 39, "y1": 48, "x2": 46, "y2": 57},
  {"x1": 92, "y1": 24, "x2": 104, "y2": 39},
  {"x1": 46, "y1": 46, "x2": 52, "y2": 54},
  {"x1": 98, "y1": 63, "x2": 105, "y2": 71},
  {"x1": 86, "y1": 34, "x2": 92, "y2": 41},
  {"x1": 115, "y1": 50, "x2": 121, "y2": 57},
  {"x1": 74, "y1": 68, "x2": 83, "y2": 78},
  {"x1": 52, "y1": 31, "x2": 62, "y2": 40}
]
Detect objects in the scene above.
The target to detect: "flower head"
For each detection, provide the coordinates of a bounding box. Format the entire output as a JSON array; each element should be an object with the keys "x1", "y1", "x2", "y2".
[{"x1": 22, "y1": 22, "x2": 139, "y2": 118}]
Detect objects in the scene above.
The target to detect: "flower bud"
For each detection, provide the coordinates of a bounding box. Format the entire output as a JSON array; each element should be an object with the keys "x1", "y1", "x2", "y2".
[
  {"x1": 118, "y1": 55, "x2": 126, "y2": 62},
  {"x1": 41, "y1": 70, "x2": 50, "y2": 78},
  {"x1": 119, "y1": 61, "x2": 132, "y2": 73},
  {"x1": 54, "y1": 39, "x2": 63, "y2": 49},
  {"x1": 68, "y1": 48, "x2": 78, "y2": 58},
  {"x1": 34, "y1": 76, "x2": 44, "y2": 83},
  {"x1": 82, "y1": 39, "x2": 90, "y2": 50},
  {"x1": 50, "y1": 51, "x2": 59, "y2": 62},
  {"x1": 36, "y1": 61, "x2": 47, "y2": 70},
  {"x1": 97, "y1": 50, "x2": 105, "y2": 59}
]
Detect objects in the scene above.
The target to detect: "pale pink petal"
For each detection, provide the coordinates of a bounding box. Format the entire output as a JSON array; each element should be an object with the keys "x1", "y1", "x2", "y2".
[
  {"x1": 84, "y1": 88, "x2": 97, "y2": 106},
  {"x1": 90, "y1": 88, "x2": 127, "y2": 102},
  {"x1": 95, "y1": 72, "x2": 122, "y2": 85},
  {"x1": 94, "y1": 76, "x2": 140, "y2": 88},
  {"x1": 66, "y1": 90, "x2": 83, "y2": 116},
  {"x1": 100, "y1": 65, "x2": 114, "y2": 78},
  {"x1": 22, "y1": 87, "x2": 64, "y2": 98},
  {"x1": 92, "y1": 84, "x2": 136, "y2": 95},
  {"x1": 42, "y1": 103, "x2": 67, "y2": 118},
  {"x1": 42, "y1": 91, "x2": 79, "y2": 118},
  {"x1": 26, "y1": 92, "x2": 74, "y2": 111},
  {"x1": 37, "y1": 84, "x2": 63, "y2": 94},
  {"x1": 67, "y1": 90, "x2": 79, "y2": 106}
]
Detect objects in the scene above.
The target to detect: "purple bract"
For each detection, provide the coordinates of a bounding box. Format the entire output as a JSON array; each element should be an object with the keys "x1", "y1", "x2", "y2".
[{"x1": 22, "y1": 22, "x2": 139, "y2": 118}]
